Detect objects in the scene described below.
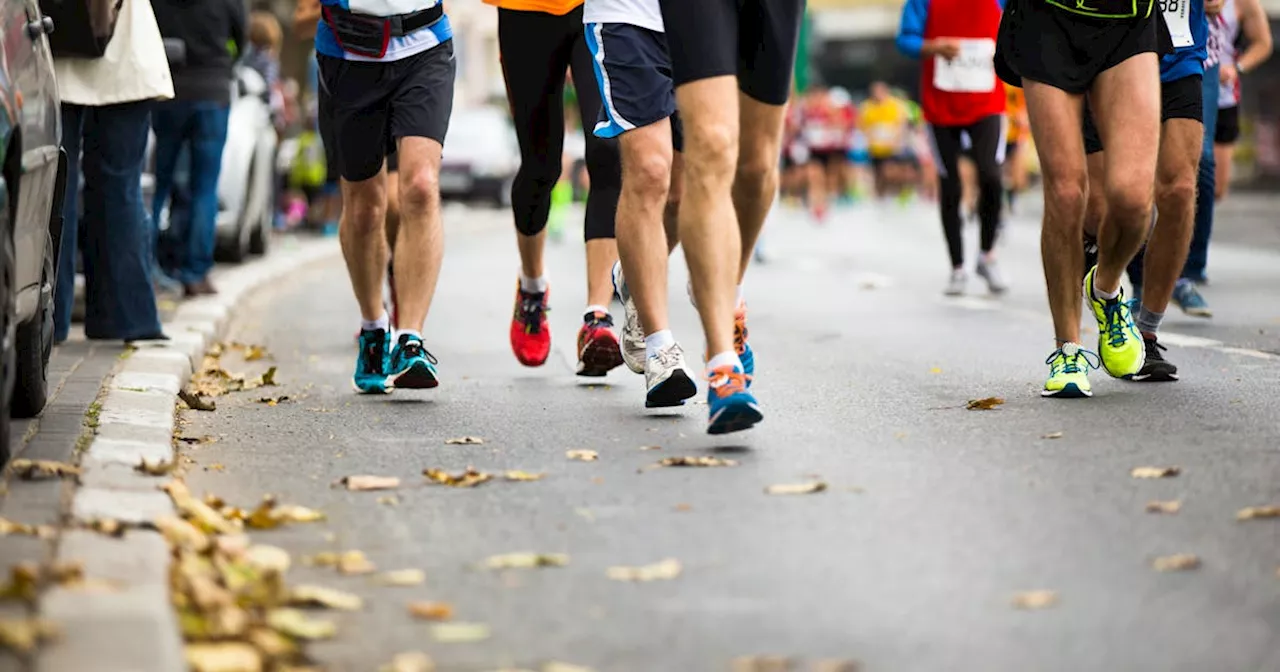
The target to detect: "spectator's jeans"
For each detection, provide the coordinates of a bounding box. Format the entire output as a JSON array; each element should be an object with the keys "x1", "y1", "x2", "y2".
[
  {"x1": 151, "y1": 101, "x2": 231, "y2": 285},
  {"x1": 54, "y1": 102, "x2": 162, "y2": 343},
  {"x1": 1184, "y1": 64, "x2": 1220, "y2": 282}
]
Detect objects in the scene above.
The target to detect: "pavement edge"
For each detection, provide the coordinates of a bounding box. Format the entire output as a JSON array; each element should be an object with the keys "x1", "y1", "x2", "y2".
[{"x1": 37, "y1": 238, "x2": 339, "y2": 672}]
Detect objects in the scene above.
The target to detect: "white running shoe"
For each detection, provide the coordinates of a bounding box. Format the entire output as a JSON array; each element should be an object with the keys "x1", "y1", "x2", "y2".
[
  {"x1": 612, "y1": 261, "x2": 645, "y2": 374},
  {"x1": 976, "y1": 259, "x2": 1008, "y2": 294},
  {"x1": 945, "y1": 269, "x2": 967, "y2": 296},
  {"x1": 645, "y1": 342, "x2": 697, "y2": 408}
]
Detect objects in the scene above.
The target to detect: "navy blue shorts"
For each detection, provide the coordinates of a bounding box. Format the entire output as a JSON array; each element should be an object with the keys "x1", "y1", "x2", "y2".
[{"x1": 584, "y1": 22, "x2": 684, "y2": 152}]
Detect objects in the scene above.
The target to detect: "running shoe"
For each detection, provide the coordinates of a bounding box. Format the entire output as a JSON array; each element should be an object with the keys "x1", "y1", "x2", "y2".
[
  {"x1": 975, "y1": 259, "x2": 1008, "y2": 294},
  {"x1": 1172, "y1": 281, "x2": 1212, "y2": 318},
  {"x1": 944, "y1": 269, "x2": 967, "y2": 296},
  {"x1": 1083, "y1": 266, "x2": 1145, "y2": 378},
  {"x1": 1042, "y1": 342, "x2": 1100, "y2": 398},
  {"x1": 612, "y1": 262, "x2": 645, "y2": 374},
  {"x1": 577, "y1": 311, "x2": 624, "y2": 377},
  {"x1": 510, "y1": 284, "x2": 551, "y2": 367},
  {"x1": 734, "y1": 302, "x2": 755, "y2": 383},
  {"x1": 707, "y1": 365, "x2": 762, "y2": 435},
  {"x1": 645, "y1": 342, "x2": 697, "y2": 408},
  {"x1": 353, "y1": 328, "x2": 392, "y2": 394},
  {"x1": 388, "y1": 333, "x2": 439, "y2": 389},
  {"x1": 1128, "y1": 336, "x2": 1178, "y2": 382}
]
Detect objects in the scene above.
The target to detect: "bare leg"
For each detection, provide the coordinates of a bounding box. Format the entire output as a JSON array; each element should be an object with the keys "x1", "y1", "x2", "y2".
[
  {"x1": 1213, "y1": 142, "x2": 1232, "y2": 200},
  {"x1": 339, "y1": 170, "x2": 389, "y2": 321},
  {"x1": 1083, "y1": 151, "x2": 1107, "y2": 239},
  {"x1": 734, "y1": 91, "x2": 787, "y2": 282},
  {"x1": 392, "y1": 137, "x2": 446, "y2": 331},
  {"x1": 1142, "y1": 118, "x2": 1202, "y2": 316},
  {"x1": 616, "y1": 120, "x2": 676, "y2": 333},
  {"x1": 585, "y1": 239, "x2": 619, "y2": 308}
]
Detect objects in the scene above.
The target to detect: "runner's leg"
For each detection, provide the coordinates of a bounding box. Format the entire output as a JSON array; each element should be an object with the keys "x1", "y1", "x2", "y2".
[
  {"x1": 733, "y1": 92, "x2": 787, "y2": 282},
  {"x1": 572, "y1": 37, "x2": 623, "y2": 311},
  {"x1": 930, "y1": 124, "x2": 966, "y2": 276},
  {"x1": 616, "y1": 122, "x2": 675, "y2": 336},
  {"x1": 1141, "y1": 120, "x2": 1202, "y2": 321}
]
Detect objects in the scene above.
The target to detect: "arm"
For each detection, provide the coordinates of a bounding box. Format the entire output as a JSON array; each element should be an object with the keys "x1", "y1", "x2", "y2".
[
  {"x1": 1236, "y1": 0, "x2": 1273, "y2": 76},
  {"x1": 895, "y1": 0, "x2": 929, "y2": 58}
]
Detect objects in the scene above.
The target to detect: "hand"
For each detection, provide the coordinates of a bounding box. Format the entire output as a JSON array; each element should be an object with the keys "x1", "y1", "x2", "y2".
[
  {"x1": 929, "y1": 38, "x2": 962, "y2": 60},
  {"x1": 1205, "y1": 0, "x2": 1225, "y2": 15},
  {"x1": 1220, "y1": 63, "x2": 1238, "y2": 85}
]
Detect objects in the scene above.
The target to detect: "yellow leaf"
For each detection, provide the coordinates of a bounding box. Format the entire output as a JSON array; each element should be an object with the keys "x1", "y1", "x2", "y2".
[
  {"x1": 503, "y1": 470, "x2": 546, "y2": 482},
  {"x1": 273, "y1": 505, "x2": 326, "y2": 524},
  {"x1": 484, "y1": 553, "x2": 569, "y2": 569},
  {"x1": 179, "y1": 390, "x2": 218, "y2": 411},
  {"x1": 1145, "y1": 500, "x2": 1182, "y2": 514},
  {"x1": 1040, "y1": 431, "x2": 1064, "y2": 440},
  {"x1": 89, "y1": 518, "x2": 124, "y2": 537},
  {"x1": 638, "y1": 445, "x2": 662, "y2": 451},
  {"x1": 378, "y1": 495, "x2": 400, "y2": 506},
  {"x1": 0, "y1": 618, "x2": 58, "y2": 654},
  {"x1": 338, "y1": 550, "x2": 376, "y2": 575},
  {"x1": 185, "y1": 642, "x2": 264, "y2": 672},
  {"x1": 812, "y1": 660, "x2": 862, "y2": 672},
  {"x1": 407, "y1": 601, "x2": 454, "y2": 621},
  {"x1": 302, "y1": 552, "x2": 339, "y2": 568},
  {"x1": 244, "y1": 545, "x2": 292, "y2": 574},
  {"x1": 423, "y1": 467, "x2": 493, "y2": 488},
  {"x1": 380, "y1": 652, "x2": 436, "y2": 672},
  {"x1": 765, "y1": 482, "x2": 827, "y2": 496},
  {"x1": 0, "y1": 564, "x2": 40, "y2": 604},
  {"x1": 136, "y1": 458, "x2": 176, "y2": 476},
  {"x1": 731, "y1": 656, "x2": 794, "y2": 672},
  {"x1": 338, "y1": 475, "x2": 401, "y2": 491},
  {"x1": 376, "y1": 569, "x2": 426, "y2": 587},
  {"x1": 543, "y1": 664, "x2": 595, "y2": 672},
  {"x1": 0, "y1": 517, "x2": 55, "y2": 538},
  {"x1": 8, "y1": 459, "x2": 81, "y2": 480},
  {"x1": 429, "y1": 622, "x2": 489, "y2": 643},
  {"x1": 929, "y1": 367, "x2": 942, "y2": 374},
  {"x1": 651, "y1": 456, "x2": 737, "y2": 469},
  {"x1": 243, "y1": 345, "x2": 270, "y2": 362},
  {"x1": 566, "y1": 450, "x2": 599, "y2": 462},
  {"x1": 1236, "y1": 505, "x2": 1280, "y2": 520},
  {"x1": 266, "y1": 609, "x2": 336, "y2": 640},
  {"x1": 246, "y1": 627, "x2": 299, "y2": 661},
  {"x1": 965, "y1": 397, "x2": 1005, "y2": 410},
  {"x1": 606, "y1": 558, "x2": 682, "y2": 582},
  {"x1": 1152, "y1": 554, "x2": 1201, "y2": 571},
  {"x1": 673, "y1": 504, "x2": 692, "y2": 512},
  {"x1": 1011, "y1": 590, "x2": 1058, "y2": 610},
  {"x1": 444, "y1": 436, "x2": 484, "y2": 445},
  {"x1": 1131, "y1": 466, "x2": 1181, "y2": 479},
  {"x1": 256, "y1": 396, "x2": 290, "y2": 406},
  {"x1": 289, "y1": 585, "x2": 363, "y2": 611},
  {"x1": 163, "y1": 481, "x2": 240, "y2": 534}
]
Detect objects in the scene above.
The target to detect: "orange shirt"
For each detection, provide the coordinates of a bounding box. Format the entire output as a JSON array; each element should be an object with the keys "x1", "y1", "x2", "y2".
[
  {"x1": 483, "y1": 0, "x2": 582, "y2": 14},
  {"x1": 1005, "y1": 85, "x2": 1028, "y2": 143}
]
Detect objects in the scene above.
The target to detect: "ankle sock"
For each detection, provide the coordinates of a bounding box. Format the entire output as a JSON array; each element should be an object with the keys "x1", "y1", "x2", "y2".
[
  {"x1": 585, "y1": 304, "x2": 609, "y2": 318},
  {"x1": 361, "y1": 313, "x2": 389, "y2": 332},
  {"x1": 645, "y1": 329, "x2": 675, "y2": 359},
  {"x1": 1136, "y1": 307, "x2": 1164, "y2": 336},
  {"x1": 1093, "y1": 282, "x2": 1120, "y2": 302},
  {"x1": 707, "y1": 351, "x2": 741, "y2": 372},
  {"x1": 397, "y1": 329, "x2": 422, "y2": 343},
  {"x1": 520, "y1": 274, "x2": 548, "y2": 293}
]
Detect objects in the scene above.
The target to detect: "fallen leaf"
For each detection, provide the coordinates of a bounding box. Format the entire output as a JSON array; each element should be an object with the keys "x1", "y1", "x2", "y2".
[
  {"x1": 811, "y1": 660, "x2": 861, "y2": 672},
  {"x1": 966, "y1": 397, "x2": 1005, "y2": 410},
  {"x1": 1040, "y1": 431, "x2": 1064, "y2": 440},
  {"x1": 266, "y1": 609, "x2": 336, "y2": 640},
  {"x1": 254, "y1": 367, "x2": 278, "y2": 388},
  {"x1": 1236, "y1": 505, "x2": 1280, "y2": 520},
  {"x1": 430, "y1": 622, "x2": 489, "y2": 643},
  {"x1": 673, "y1": 504, "x2": 692, "y2": 512},
  {"x1": 243, "y1": 345, "x2": 270, "y2": 362},
  {"x1": 731, "y1": 656, "x2": 794, "y2": 672},
  {"x1": 1131, "y1": 466, "x2": 1181, "y2": 479},
  {"x1": 0, "y1": 618, "x2": 58, "y2": 654},
  {"x1": 380, "y1": 652, "x2": 436, "y2": 672},
  {"x1": 273, "y1": 505, "x2": 326, "y2": 524},
  {"x1": 650, "y1": 456, "x2": 737, "y2": 469},
  {"x1": 484, "y1": 553, "x2": 569, "y2": 569},
  {"x1": 0, "y1": 517, "x2": 56, "y2": 538},
  {"x1": 606, "y1": 558, "x2": 681, "y2": 582},
  {"x1": 185, "y1": 642, "x2": 264, "y2": 672},
  {"x1": 543, "y1": 664, "x2": 594, "y2": 672},
  {"x1": 257, "y1": 396, "x2": 290, "y2": 406},
  {"x1": 206, "y1": 464, "x2": 226, "y2": 473},
  {"x1": 246, "y1": 627, "x2": 299, "y2": 661},
  {"x1": 1146, "y1": 500, "x2": 1182, "y2": 514},
  {"x1": 765, "y1": 482, "x2": 827, "y2": 496},
  {"x1": 1152, "y1": 554, "x2": 1201, "y2": 571},
  {"x1": 376, "y1": 569, "x2": 426, "y2": 586},
  {"x1": 289, "y1": 585, "x2": 363, "y2": 611},
  {"x1": 566, "y1": 450, "x2": 598, "y2": 462},
  {"x1": 928, "y1": 367, "x2": 943, "y2": 374},
  {"x1": 574, "y1": 508, "x2": 595, "y2": 522},
  {"x1": 444, "y1": 436, "x2": 484, "y2": 445},
  {"x1": 378, "y1": 496, "x2": 400, "y2": 507},
  {"x1": 1011, "y1": 590, "x2": 1058, "y2": 610},
  {"x1": 423, "y1": 467, "x2": 492, "y2": 488},
  {"x1": 244, "y1": 545, "x2": 292, "y2": 574},
  {"x1": 302, "y1": 552, "x2": 340, "y2": 568},
  {"x1": 136, "y1": 459, "x2": 176, "y2": 476},
  {"x1": 503, "y1": 470, "x2": 545, "y2": 482},
  {"x1": 639, "y1": 445, "x2": 662, "y2": 451},
  {"x1": 89, "y1": 518, "x2": 125, "y2": 537},
  {"x1": 407, "y1": 601, "x2": 454, "y2": 621},
  {"x1": 9, "y1": 459, "x2": 82, "y2": 480},
  {"x1": 179, "y1": 390, "x2": 217, "y2": 411},
  {"x1": 0, "y1": 564, "x2": 40, "y2": 603},
  {"x1": 338, "y1": 475, "x2": 401, "y2": 491},
  {"x1": 338, "y1": 550, "x2": 376, "y2": 575},
  {"x1": 163, "y1": 481, "x2": 240, "y2": 534}
]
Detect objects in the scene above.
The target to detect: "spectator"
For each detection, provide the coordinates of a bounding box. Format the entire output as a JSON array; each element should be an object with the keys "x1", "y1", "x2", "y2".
[
  {"x1": 151, "y1": 0, "x2": 246, "y2": 297},
  {"x1": 244, "y1": 10, "x2": 285, "y2": 129},
  {"x1": 53, "y1": 0, "x2": 174, "y2": 343}
]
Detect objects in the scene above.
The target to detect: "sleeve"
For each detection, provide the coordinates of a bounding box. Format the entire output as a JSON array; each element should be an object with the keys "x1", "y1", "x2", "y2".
[{"x1": 896, "y1": 0, "x2": 930, "y2": 59}]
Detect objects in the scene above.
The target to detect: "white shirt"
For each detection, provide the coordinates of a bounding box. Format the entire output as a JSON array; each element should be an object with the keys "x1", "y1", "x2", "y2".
[
  {"x1": 583, "y1": 0, "x2": 664, "y2": 34},
  {"x1": 53, "y1": 0, "x2": 174, "y2": 107}
]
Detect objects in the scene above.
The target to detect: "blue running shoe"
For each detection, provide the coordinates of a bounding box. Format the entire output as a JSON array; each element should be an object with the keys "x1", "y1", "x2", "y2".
[
  {"x1": 354, "y1": 328, "x2": 392, "y2": 394},
  {"x1": 1172, "y1": 280, "x2": 1212, "y2": 318},
  {"x1": 389, "y1": 333, "x2": 439, "y2": 389},
  {"x1": 706, "y1": 365, "x2": 762, "y2": 435}
]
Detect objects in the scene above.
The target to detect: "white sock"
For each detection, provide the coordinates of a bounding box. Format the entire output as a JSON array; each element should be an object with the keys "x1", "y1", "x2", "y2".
[
  {"x1": 520, "y1": 274, "x2": 548, "y2": 293},
  {"x1": 396, "y1": 329, "x2": 422, "y2": 343},
  {"x1": 706, "y1": 350, "x2": 741, "y2": 373},
  {"x1": 361, "y1": 313, "x2": 389, "y2": 332},
  {"x1": 1093, "y1": 282, "x2": 1120, "y2": 302},
  {"x1": 645, "y1": 329, "x2": 675, "y2": 359},
  {"x1": 585, "y1": 304, "x2": 609, "y2": 318}
]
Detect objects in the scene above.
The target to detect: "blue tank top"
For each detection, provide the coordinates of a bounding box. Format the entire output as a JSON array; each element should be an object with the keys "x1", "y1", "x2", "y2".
[
  {"x1": 1160, "y1": 0, "x2": 1208, "y2": 82},
  {"x1": 316, "y1": 0, "x2": 452, "y2": 63}
]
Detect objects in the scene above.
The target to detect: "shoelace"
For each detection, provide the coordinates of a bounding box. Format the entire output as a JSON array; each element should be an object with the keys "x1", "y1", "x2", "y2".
[
  {"x1": 517, "y1": 292, "x2": 548, "y2": 334},
  {"x1": 1045, "y1": 347, "x2": 1101, "y2": 375},
  {"x1": 733, "y1": 313, "x2": 748, "y2": 355},
  {"x1": 1145, "y1": 338, "x2": 1167, "y2": 359},
  {"x1": 1102, "y1": 299, "x2": 1135, "y2": 348},
  {"x1": 652, "y1": 346, "x2": 683, "y2": 370},
  {"x1": 399, "y1": 339, "x2": 439, "y2": 366},
  {"x1": 585, "y1": 312, "x2": 615, "y2": 329},
  {"x1": 707, "y1": 368, "x2": 751, "y2": 397}
]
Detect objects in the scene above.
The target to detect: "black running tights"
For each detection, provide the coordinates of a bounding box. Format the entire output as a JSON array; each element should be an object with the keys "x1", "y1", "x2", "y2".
[
  {"x1": 498, "y1": 7, "x2": 621, "y2": 241},
  {"x1": 930, "y1": 115, "x2": 1005, "y2": 268}
]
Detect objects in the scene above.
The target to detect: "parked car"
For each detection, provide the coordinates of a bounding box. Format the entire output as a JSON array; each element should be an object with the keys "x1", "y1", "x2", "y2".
[
  {"x1": 1, "y1": 2, "x2": 66, "y2": 464},
  {"x1": 440, "y1": 107, "x2": 519, "y2": 208}
]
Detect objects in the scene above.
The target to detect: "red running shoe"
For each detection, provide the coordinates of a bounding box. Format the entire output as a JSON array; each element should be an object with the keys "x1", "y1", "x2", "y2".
[
  {"x1": 576, "y1": 310, "x2": 624, "y2": 377},
  {"x1": 510, "y1": 283, "x2": 551, "y2": 367}
]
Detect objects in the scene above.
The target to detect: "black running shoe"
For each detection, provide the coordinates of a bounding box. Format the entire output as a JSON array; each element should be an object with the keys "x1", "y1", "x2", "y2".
[{"x1": 1129, "y1": 337, "x2": 1178, "y2": 382}]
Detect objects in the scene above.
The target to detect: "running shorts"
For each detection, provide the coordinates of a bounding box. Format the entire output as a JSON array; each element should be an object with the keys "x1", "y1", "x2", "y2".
[
  {"x1": 317, "y1": 42, "x2": 456, "y2": 182},
  {"x1": 585, "y1": 22, "x2": 684, "y2": 152},
  {"x1": 657, "y1": 0, "x2": 803, "y2": 106},
  {"x1": 1215, "y1": 104, "x2": 1239, "y2": 144},
  {"x1": 810, "y1": 148, "x2": 846, "y2": 167},
  {"x1": 995, "y1": 0, "x2": 1171, "y2": 95},
  {"x1": 1083, "y1": 74, "x2": 1202, "y2": 154}
]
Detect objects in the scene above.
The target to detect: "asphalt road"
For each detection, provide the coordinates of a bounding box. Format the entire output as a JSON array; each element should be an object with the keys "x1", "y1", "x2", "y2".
[{"x1": 181, "y1": 198, "x2": 1280, "y2": 672}]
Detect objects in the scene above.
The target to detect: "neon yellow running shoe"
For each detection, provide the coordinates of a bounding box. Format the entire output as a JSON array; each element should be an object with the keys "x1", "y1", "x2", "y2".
[
  {"x1": 1042, "y1": 342, "x2": 1100, "y2": 398},
  {"x1": 1083, "y1": 266, "x2": 1145, "y2": 378}
]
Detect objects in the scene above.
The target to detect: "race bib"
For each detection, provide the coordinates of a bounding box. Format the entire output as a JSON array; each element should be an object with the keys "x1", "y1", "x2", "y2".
[
  {"x1": 933, "y1": 38, "x2": 997, "y2": 93},
  {"x1": 1160, "y1": 0, "x2": 1194, "y2": 48}
]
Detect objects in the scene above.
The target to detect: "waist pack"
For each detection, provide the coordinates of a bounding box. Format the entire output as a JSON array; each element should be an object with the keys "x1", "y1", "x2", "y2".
[
  {"x1": 1044, "y1": 0, "x2": 1154, "y2": 19},
  {"x1": 322, "y1": 4, "x2": 442, "y2": 59},
  {"x1": 39, "y1": 0, "x2": 123, "y2": 58}
]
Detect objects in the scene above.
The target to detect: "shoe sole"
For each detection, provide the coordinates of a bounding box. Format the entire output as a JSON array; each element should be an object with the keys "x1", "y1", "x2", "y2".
[
  {"x1": 646, "y1": 369, "x2": 697, "y2": 408},
  {"x1": 708, "y1": 402, "x2": 764, "y2": 435},
  {"x1": 1128, "y1": 369, "x2": 1179, "y2": 382},
  {"x1": 1041, "y1": 382, "x2": 1091, "y2": 398},
  {"x1": 351, "y1": 379, "x2": 392, "y2": 395},
  {"x1": 578, "y1": 336, "x2": 625, "y2": 377},
  {"x1": 392, "y1": 361, "x2": 439, "y2": 389},
  {"x1": 1182, "y1": 307, "x2": 1213, "y2": 318}
]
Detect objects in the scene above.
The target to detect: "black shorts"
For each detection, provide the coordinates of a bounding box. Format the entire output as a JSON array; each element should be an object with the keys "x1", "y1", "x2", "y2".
[
  {"x1": 657, "y1": 0, "x2": 803, "y2": 106},
  {"x1": 317, "y1": 42, "x2": 456, "y2": 182},
  {"x1": 995, "y1": 0, "x2": 1171, "y2": 95},
  {"x1": 1083, "y1": 74, "x2": 1202, "y2": 154},
  {"x1": 585, "y1": 22, "x2": 683, "y2": 152},
  {"x1": 1215, "y1": 104, "x2": 1239, "y2": 144},
  {"x1": 810, "y1": 148, "x2": 846, "y2": 167}
]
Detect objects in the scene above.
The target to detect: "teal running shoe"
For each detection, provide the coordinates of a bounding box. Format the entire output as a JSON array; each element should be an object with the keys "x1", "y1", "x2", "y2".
[
  {"x1": 354, "y1": 328, "x2": 392, "y2": 394},
  {"x1": 389, "y1": 333, "x2": 439, "y2": 389}
]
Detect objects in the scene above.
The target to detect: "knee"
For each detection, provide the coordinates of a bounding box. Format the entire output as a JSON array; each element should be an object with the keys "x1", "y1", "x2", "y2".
[
  {"x1": 585, "y1": 136, "x2": 621, "y2": 189},
  {"x1": 625, "y1": 151, "x2": 673, "y2": 204},
  {"x1": 342, "y1": 186, "x2": 388, "y2": 236},
  {"x1": 736, "y1": 147, "x2": 778, "y2": 196},
  {"x1": 400, "y1": 167, "x2": 440, "y2": 212},
  {"x1": 683, "y1": 121, "x2": 738, "y2": 182},
  {"x1": 1045, "y1": 173, "x2": 1089, "y2": 218},
  {"x1": 1155, "y1": 173, "x2": 1196, "y2": 215},
  {"x1": 1105, "y1": 177, "x2": 1153, "y2": 223},
  {"x1": 517, "y1": 156, "x2": 562, "y2": 195}
]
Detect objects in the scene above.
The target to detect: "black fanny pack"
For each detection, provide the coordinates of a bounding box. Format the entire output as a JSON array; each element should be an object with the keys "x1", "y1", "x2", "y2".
[
  {"x1": 1043, "y1": 0, "x2": 1153, "y2": 19},
  {"x1": 322, "y1": 3, "x2": 443, "y2": 59}
]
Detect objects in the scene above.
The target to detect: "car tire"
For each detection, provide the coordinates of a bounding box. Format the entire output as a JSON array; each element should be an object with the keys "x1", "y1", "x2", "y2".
[
  {"x1": 248, "y1": 174, "x2": 271, "y2": 256},
  {"x1": 11, "y1": 232, "x2": 54, "y2": 418},
  {"x1": 215, "y1": 223, "x2": 249, "y2": 263},
  {"x1": 491, "y1": 177, "x2": 514, "y2": 210},
  {"x1": 0, "y1": 204, "x2": 15, "y2": 465}
]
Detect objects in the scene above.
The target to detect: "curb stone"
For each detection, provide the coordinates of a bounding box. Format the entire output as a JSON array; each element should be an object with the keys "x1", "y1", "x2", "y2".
[{"x1": 37, "y1": 238, "x2": 339, "y2": 672}]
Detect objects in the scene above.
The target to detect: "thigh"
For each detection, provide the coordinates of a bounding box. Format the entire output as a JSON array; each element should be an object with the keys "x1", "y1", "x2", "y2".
[
  {"x1": 966, "y1": 115, "x2": 1007, "y2": 176},
  {"x1": 929, "y1": 124, "x2": 964, "y2": 179},
  {"x1": 1022, "y1": 80, "x2": 1088, "y2": 187},
  {"x1": 1088, "y1": 53, "x2": 1161, "y2": 189},
  {"x1": 1214, "y1": 105, "x2": 1239, "y2": 144},
  {"x1": 658, "y1": 0, "x2": 737, "y2": 90},
  {"x1": 738, "y1": 0, "x2": 804, "y2": 106},
  {"x1": 388, "y1": 43, "x2": 456, "y2": 146},
  {"x1": 498, "y1": 9, "x2": 572, "y2": 158},
  {"x1": 318, "y1": 54, "x2": 392, "y2": 183},
  {"x1": 1156, "y1": 117, "x2": 1203, "y2": 191}
]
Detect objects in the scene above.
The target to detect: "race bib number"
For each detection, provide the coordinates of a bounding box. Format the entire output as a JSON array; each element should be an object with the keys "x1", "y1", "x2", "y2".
[
  {"x1": 1160, "y1": 0, "x2": 1194, "y2": 48},
  {"x1": 933, "y1": 38, "x2": 997, "y2": 93}
]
